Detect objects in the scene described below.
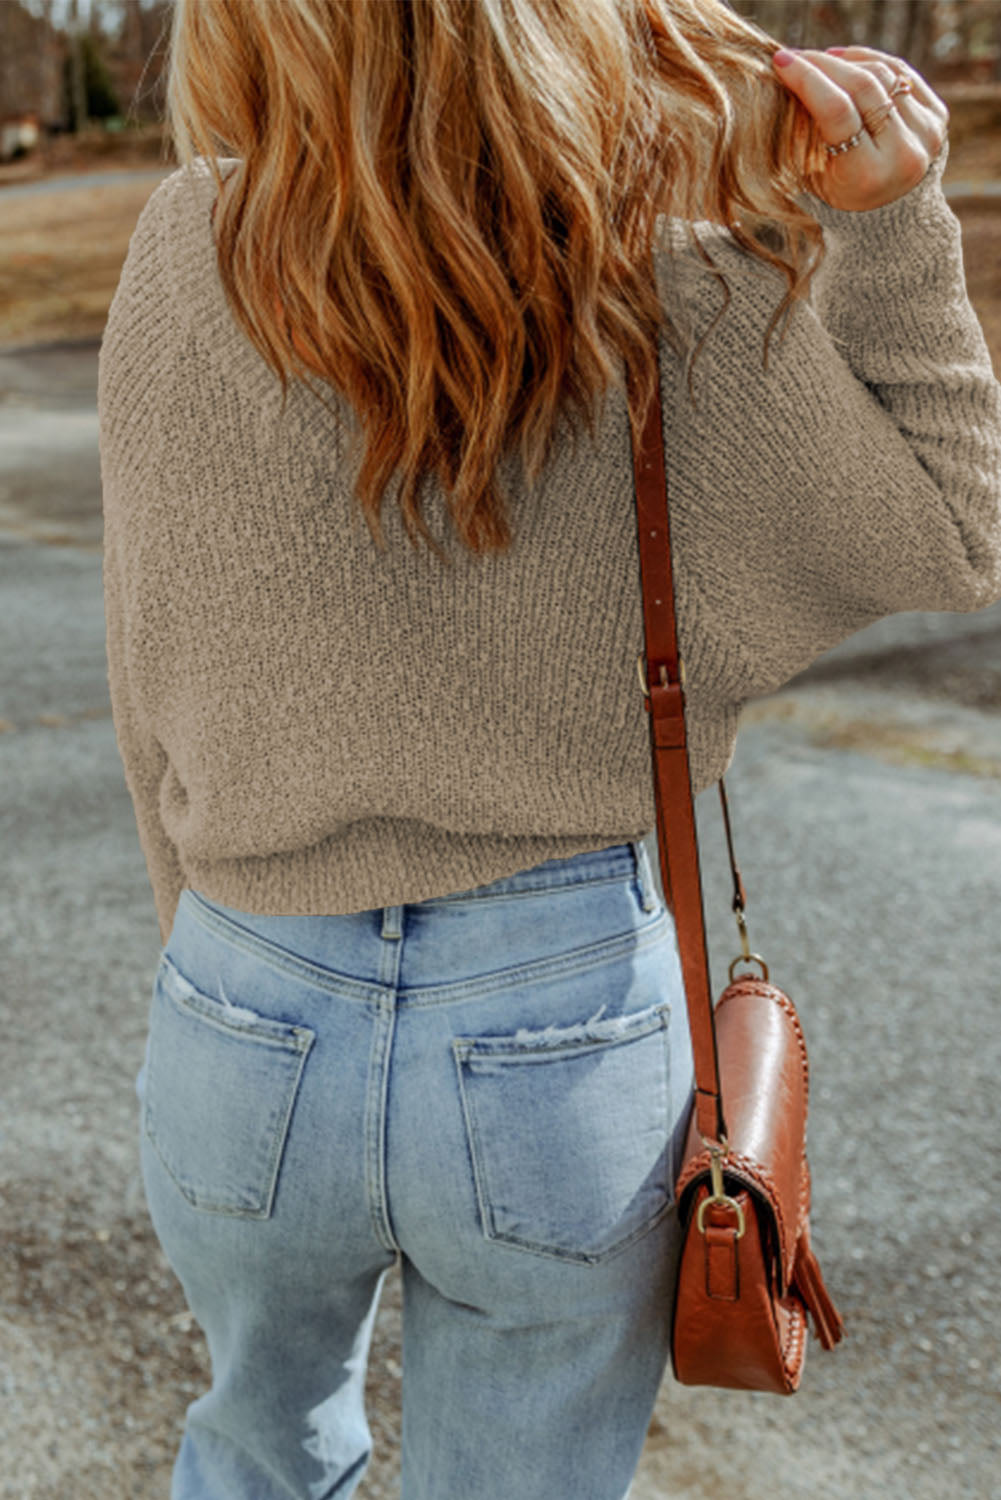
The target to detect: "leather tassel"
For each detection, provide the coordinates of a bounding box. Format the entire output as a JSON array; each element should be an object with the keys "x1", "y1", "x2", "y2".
[{"x1": 791, "y1": 1233, "x2": 846, "y2": 1351}]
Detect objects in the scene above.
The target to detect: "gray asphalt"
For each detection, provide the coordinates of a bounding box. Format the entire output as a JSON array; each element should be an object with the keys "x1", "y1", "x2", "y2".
[
  {"x1": 3, "y1": 160, "x2": 999, "y2": 205},
  {"x1": 3, "y1": 159, "x2": 1000, "y2": 204},
  {"x1": 1, "y1": 339, "x2": 1000, "y2": 1500},
  {"x1": 0, "y1": 166, "x2": 176, "y2": 200}
]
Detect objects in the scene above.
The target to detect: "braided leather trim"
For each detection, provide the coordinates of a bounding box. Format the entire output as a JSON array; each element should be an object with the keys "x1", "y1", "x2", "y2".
[
  {"x1": 800, "y1": 1154, "x2": 812, "y2": 1221},
  {"x1": 677, "y1": 979, "x2": 817, "y2": 1287},
  {"x1": 781, "y1": 1297, "x2": 808, "y2": 1382}
]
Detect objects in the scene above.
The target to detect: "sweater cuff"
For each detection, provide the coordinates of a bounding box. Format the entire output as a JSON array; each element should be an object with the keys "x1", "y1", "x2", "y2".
[{"x1": 794, "y1": 132, "x2": 951, "y2": 239}]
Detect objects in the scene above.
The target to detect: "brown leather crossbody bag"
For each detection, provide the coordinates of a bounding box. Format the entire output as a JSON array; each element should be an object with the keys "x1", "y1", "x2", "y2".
[{"x1": 626, "y1": 345, "x2": 846, "y2": 1393}]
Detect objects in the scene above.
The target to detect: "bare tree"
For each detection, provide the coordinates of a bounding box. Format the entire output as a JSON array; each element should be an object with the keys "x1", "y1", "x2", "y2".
[
  {"x1": 121, "y1": 0, "x2": 146, "y2": 63},
  {"x1": 732, "y1": 0, "x2": 999, "y2": 77},
  {"x1": 731, "y1": 0, "x2": 901, "y2": 51},
  {"x1": 0, "y1": 0, "x2": 65, "y2": 129},
  {"x1": 106, "y1": 0, "x2": 173, "y2": 126},
  {"x1": 67, "y1": 0, "x2": 89, "y2": 132}
]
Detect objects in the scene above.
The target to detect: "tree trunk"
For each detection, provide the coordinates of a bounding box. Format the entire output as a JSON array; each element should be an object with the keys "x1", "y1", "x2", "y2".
[{"x1": 68, "y1": 0, "x2": 88, "y2": 132}]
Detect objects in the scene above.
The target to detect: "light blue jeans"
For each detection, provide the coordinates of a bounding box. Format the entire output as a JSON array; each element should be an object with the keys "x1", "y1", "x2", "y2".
[{"x1": 135, "y1": 838, "x2": 696, "y2": 1500}]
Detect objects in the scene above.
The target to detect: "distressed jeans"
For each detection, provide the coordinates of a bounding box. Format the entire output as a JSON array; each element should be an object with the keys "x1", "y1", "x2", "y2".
[{"x1": 135, "y1": 838, "x2": 696, "y2": 1500}]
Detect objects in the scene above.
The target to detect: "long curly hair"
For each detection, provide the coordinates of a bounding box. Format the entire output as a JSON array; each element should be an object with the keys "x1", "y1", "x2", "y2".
[{"x1": 165, "y1": 0, "x2": 832, "y2": 563}]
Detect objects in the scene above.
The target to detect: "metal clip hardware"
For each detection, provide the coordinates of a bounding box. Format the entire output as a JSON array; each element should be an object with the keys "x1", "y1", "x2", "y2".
[
  {"x1": 695, "y1": 1136, "x2": 746, "y2": 1238},
  {"x1": 636, "y1": 652, "x2": 686, "y2": 697},
  {"x1": 727, "y1": 903, "x2": 770, "y2": 985}
]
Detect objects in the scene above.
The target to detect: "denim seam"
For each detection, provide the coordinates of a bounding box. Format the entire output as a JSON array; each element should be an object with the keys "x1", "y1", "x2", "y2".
[
  {"x1": 473, "y1": 1197, "x2": 677, "y2": 1267},
  {"x1": 452, "y1": 1000, "x2": 671, "y2": 1059},
  {"x1": 632, "y1": 838, "x2": 661, "y2": 914},
  {"x1": 182, "y1": 892, "x2": 390, "y2": 1004},
  {"x1": 399, "y1": 908, "x2": 670, "y2": 1008},
  {"x1": 416, "y1": 867, "x2": 642, "y2": 907},
  {"x1": 157, "y1": 955, "x2": 316, "y2": 1051},
  {"x1": 452, "y1": 1043, "x2": 493, "y2": 1251},
  {"x1": 181, "y1": 887, "x2": 669, "y2": 1008},
  {"x1": 365, "y1": 998, "x2": 402, "y2": 1254}
]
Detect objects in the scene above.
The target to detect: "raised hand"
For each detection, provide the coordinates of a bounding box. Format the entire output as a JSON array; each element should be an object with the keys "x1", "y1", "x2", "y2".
[{"x1": 771, "y1": 45, "x2": 950, "y2": 211}]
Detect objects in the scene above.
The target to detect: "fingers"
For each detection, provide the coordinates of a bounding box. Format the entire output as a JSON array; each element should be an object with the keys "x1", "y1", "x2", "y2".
[
  {"x1": 813, "y1": 47, "x2": 949, "y2": 157},
  {"x1": 822, "y1": 45, "x2": 950, "y2": 126},
  {"x1": 772, "y1": 48, "x2": 906, "y2": 153},
  {"x1": 773, "y1": 47, "x2": 945, "y2": 161},
  {"x1": 770, "y1": 46, "x2": 947, "y2": 210}
]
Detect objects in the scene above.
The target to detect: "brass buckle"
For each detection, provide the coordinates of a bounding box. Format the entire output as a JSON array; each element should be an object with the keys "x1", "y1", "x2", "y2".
[
  {"x1": 636, "y1": 652, "x2": 685, "y2": 696},
  {"x1": 695, "y1": 1137, "x2": 746, "y2": 1238}
]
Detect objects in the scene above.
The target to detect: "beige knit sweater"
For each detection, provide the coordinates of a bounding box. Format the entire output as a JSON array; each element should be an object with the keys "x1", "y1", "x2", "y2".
[{"x1": 99, "y1": 137, "x2": 1001, "y2": 944}]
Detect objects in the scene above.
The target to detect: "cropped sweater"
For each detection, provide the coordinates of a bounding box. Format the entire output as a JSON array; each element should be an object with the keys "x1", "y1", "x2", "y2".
[{"x1": 98, "y1": 137, "x2": 1001, "y2": 945}]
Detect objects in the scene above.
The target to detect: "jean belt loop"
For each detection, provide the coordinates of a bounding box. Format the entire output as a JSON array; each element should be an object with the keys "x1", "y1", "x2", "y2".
[
  {"x1": 631, "y1": 838, "x2": 659, "y2": 913},
  {"x1": 380, "y1": 905, "x2": 404, "y2": 940}
]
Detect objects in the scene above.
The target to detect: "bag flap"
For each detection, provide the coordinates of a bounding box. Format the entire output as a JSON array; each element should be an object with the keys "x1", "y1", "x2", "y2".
[{"x1": 675, "y1": 977, "x2": 811, "y2": 1289}]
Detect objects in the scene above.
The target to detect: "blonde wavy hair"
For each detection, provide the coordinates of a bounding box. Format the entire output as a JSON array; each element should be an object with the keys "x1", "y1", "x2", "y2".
[{"x1": 165, "y1": 0, "x2": 832, "y2": 563}]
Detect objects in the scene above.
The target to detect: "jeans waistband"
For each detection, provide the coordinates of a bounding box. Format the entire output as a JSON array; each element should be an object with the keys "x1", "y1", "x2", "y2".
[
  {"x1": 184, "y1": 838, "x2": 663, "y2": 948},
  {"x1": 375, "y1": 840, "x2": 657, "y2": 930},
  {"x1": 380, "y1": 837, "x2": 661, "y2": 928}
]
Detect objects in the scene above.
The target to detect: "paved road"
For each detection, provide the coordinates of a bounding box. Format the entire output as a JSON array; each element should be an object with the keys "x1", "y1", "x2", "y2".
[
  {"x1": 5, "y1": 159, "x2": 1001, "y2": 203},
  {"x1": 1, "y1": 339, "x2": 999, "y2": 1499},
  {"x1": 0, "y1": 166, "x2": 175, "y2": 200}
]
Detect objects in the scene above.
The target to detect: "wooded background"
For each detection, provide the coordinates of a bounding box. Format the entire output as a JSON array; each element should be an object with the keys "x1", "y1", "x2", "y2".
[{"x1": 1, "y1": 0, "x2": 999, "y2": 144}]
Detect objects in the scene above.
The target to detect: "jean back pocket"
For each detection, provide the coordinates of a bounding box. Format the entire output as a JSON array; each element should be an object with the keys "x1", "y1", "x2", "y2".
[
  {"x1": 142, "y1": 953, "x2": 315, "y2": 1218},
  {"x1": 453, "y1": 999, "x2": 673, "y2": 1264}
]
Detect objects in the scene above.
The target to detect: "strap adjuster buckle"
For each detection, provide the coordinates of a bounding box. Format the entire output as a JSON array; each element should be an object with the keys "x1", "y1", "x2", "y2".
[{"x1": 636, "y1": 652, "x2": 685, "y2": 697}]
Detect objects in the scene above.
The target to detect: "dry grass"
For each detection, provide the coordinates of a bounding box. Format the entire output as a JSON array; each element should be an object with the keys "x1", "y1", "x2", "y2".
[
  {"x1": 0, "y1": 172, "x2": 173, "y2": 349},
  {"x1": 740, "y1": 694, "x2": 1001, "y2": 778}
]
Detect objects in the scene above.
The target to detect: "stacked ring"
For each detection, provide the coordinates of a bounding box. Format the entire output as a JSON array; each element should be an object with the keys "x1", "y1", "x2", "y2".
[{"x1": 824, "y1": 71, "x2": 914, "y2": 155}]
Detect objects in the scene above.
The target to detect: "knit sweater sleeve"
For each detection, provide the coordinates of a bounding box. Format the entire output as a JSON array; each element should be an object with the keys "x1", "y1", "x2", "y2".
[
  {"x1": 662, "y1": 136, "x2": 1001, "y2": 704},
  {"x1": 98, "y1": 181, "x2": 184, "y2": 946}
]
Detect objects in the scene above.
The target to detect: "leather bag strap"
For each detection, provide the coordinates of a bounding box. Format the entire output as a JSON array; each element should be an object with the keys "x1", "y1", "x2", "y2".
[{"x1": 626, "y1": 331, "x2": 729, "y2": 1147}]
